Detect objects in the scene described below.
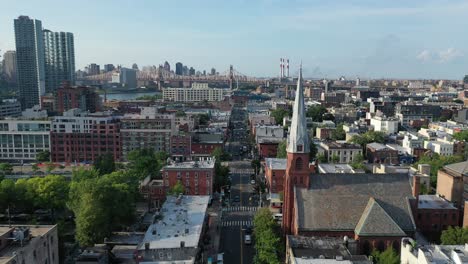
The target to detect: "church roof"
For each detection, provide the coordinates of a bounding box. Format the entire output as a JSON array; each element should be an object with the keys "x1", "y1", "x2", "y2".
[
  {"x1": 295, "y1": 173, "x2": 415, "y2": 234},
  {"x1": 354, "y1": 197, "x2": 406, "y2": 237},
  {"x1": 287, "y1": 65, "x2": 309, "y2": 154}
]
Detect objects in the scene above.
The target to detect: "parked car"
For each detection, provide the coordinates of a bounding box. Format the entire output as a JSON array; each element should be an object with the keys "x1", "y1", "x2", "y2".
[
  {"x1": 250, "y1": 180, "x2": 256, "y2": 185},
  {"x1": 244, "y1": 235, "x2": 252, "y2": 245}
]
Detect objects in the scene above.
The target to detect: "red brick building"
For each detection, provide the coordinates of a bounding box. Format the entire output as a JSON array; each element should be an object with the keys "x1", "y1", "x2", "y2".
[
  {"x1": 366, "y1": 143, "x2": 399, "y2": 164},
  {"x1": 264, "y1": 158, "x2": 287, "y2": 194},
  {"x1": 56, "y1": 84, "x2": 102, "y2": 114},
  {"x1": 161, "y1": 160, "x2": 215, "y2": 195},
  {"x1": 257, "y1": 141, "x2": 280, "y2": 159},
  {"x1": 170, "y1": 134, "x2": 191, "y2": 161},
  {"x1": 50, "y1": 111, "x2": 121, "y2": 163},
  {"x1": 139, "y1": 177, "x2": 166, "y2": 209}
]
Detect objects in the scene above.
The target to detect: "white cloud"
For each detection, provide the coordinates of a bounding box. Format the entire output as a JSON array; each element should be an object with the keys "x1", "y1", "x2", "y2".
[
  {"x1": 438, "y1": 48, "x2": 463, "y2": 62},
  {"x1": 416, "y1": 50, "x2": 432, "y2": 61}
]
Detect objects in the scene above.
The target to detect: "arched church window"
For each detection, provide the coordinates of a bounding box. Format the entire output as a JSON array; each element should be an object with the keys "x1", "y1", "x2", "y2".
[{"x1": 295, "y1": 157, "x2": 303, "y2": 170}]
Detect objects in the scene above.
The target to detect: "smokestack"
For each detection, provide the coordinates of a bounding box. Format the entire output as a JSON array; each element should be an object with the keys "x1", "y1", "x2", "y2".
[{"x1": 286, "y1": 59, "x2": 290, "y2": 77}]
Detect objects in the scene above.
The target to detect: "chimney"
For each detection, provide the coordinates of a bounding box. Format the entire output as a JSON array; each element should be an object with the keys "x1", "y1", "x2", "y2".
[
  {"x1": 286, "y1": 59, "x2": 290, "y2": 77},
  {"x1": 412, "y1": 175, "x2": 420, "y2": 202},
  {"x1": 280, "y1": 58, "x2": 283, "y2": 78}
]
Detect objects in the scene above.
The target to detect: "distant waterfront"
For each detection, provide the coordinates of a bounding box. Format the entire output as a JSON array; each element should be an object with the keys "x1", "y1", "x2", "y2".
[{"x1": 100, "y1": 91, "x2": 161, "y2": 101}]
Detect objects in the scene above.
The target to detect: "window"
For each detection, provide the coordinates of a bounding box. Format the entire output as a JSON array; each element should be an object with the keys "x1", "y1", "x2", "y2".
[
  {"x1": 177, "y1": 172, "x2": 181, "y2": 178},
  {"x1": 295, "y1": 158, "x2": 304, "y2": 170},
  {"x1": 297, "y1": 145, "x2": 303, "y2": 151}
]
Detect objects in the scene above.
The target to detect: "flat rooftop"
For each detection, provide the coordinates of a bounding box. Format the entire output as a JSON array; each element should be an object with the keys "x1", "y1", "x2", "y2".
[
  {"x1": 318, "y1": 164, "x2": 362, "y2": 174},
  {"x1": 138, "y1": 195, "x2": 209, "y2": 250},
  {"x1": 418, "y1": 195, "x2": 457, "y2": 210},
  {"x1": 163, "y1": 160, "x2": 215, "y2": 169},
  {"x1": 265, "y1": 158, "x2": 287, "y2": 170}
]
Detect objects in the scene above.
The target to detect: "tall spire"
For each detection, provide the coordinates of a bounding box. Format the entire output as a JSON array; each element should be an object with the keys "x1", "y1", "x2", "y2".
[{"x1": 287, "y1": 64, "x2": 309, "y2": 153}]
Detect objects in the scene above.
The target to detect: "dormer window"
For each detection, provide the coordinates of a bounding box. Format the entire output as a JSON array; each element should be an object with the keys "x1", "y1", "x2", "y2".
[{"x1": 297, "y1": 145, "x2": 303, "y2": 152}]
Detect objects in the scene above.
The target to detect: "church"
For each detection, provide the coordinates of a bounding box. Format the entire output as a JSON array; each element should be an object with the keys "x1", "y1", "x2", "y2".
[{"x1": 282, "y1": 66, "x2": 416, "y2": 254}]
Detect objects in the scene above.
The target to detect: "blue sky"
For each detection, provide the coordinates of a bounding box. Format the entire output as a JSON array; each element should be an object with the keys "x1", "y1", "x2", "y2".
[{"x1": 1, "y1": 0, "x2": 467, "y2": 79}]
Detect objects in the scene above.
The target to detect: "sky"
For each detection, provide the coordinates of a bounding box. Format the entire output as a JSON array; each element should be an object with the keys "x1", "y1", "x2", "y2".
[{"x1": 1, "y1": 0, "x2": 467, "y2": 79}]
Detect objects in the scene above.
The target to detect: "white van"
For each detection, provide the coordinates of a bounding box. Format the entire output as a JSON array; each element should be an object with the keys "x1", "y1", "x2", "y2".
[
  {"x1": 244, "y1": 234, "x2": 252, "y2": 245},
  {"x1": 273, "y1": 213, "x2": 283, "y2": 222}
]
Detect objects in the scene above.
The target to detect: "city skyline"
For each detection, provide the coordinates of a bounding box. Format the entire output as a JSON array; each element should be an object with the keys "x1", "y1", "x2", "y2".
[{"x1": 1, "y1": 0, "x2": 468, "y2": 79}]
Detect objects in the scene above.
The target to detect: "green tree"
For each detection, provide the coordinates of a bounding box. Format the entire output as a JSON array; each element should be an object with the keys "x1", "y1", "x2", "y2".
[
  {"x1": 175, "y1": 110, "x2": 187, "y2": 117},
  {"x1": 350, "y1": 131, "x2": 386, "y2": 153},
  {"x1": 414, "y1": 154, "x2": 464, "y2": 187},
  {"x1": 270, "y1": 108, "x2": 291, "y2": 125},
  {"x1": 36, "y1": 150, "x2": 50, "y2": 162},
  {"x1": 45, "y1": 162, "x2": 56, "y2": 174},
  {"x1": 453, "y1": 130, "x2": 468, "y2": 142},
  {"x1": 212, "y1": 147, "x2": 231, "y2": 162},
  {"x1": 331, "y1": 154, "x2": 340, "y2": 163},
  {"x1": 94, "y1": 153, "x2": 116, "y2": 175},
  {"x1": 127, "y1": 149, "x2": 168, "y2": 179},
  {"x1": 306, "y1": 105, "x2": 328, "y2": 122},
  {"x1": 276, "y1": 141, "x2": 287, "y2": 158},
  {"x1": 168, "y1": 180, "x2": 185, "y2": 195},
  {"x1": 0, "y1": 163, "x2": 13, "y2": 179},
  {"x1": 440, "y1": 226, "x2": 468, "y2": 245},
  {"x1": 198, "y1": 114, "x2": 210, "y2": 126},
  {"x1": 309, "y1": 142, "x2": 318, "y2": 160},
  {"x1": 316, "y1": 153, "x2": 327, "y2": 163},
  {"x1": 253, "y1": 208, "x2": 282, "y2": 264},
  {"x1": 251, "y1": 159, "x2": 261, "y2": 175},
  {"x1": 135, "y1": 94, "x2": 162, "y2": 101},
  {"x1": 28, "y1": 175, "x2": 69, "y2": 216},
  {"x1": 350, "y1": 154, "x2": 370, "y2": 172},
  {"x1": 31, "y1": 164, "x2": 39, "y2": 175},
  {"x1": 371, "y1": 247, "x2": 399, "y2": 264},
  {"x1": 331, "y1": 124, "x2": 346, "y2": 140}
]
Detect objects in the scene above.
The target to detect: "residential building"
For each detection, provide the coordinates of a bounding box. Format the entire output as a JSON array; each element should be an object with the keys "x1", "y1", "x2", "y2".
[
  {"x1": 413, "y1": 194, "x2": 459, "y2": 240},
  {"x1": 318, "y1": 141, "x2": 363, "y2": 163},
  {"x1": 396, "y1": 102, "x2": 442, "y2": 126},
  {"x1": 318, "y1": 163, "x2": 363, "y2": 174},
  {"x1": 304, "y1": 87, "x2": 322, "y2": 100},
  {"x1": 282, "y1": 67, "x2": 416, "y2": 255},
  {"x1": 315, "y1": 127, "x2": 335, "y2": 140},
  {"x1": 255, "y1": 125, "x2": 284, "y2": 159},
  {"x1": 14, "y1": 16, "x2": 46, "y2": 109},
  {"x1": 139, "y1": 176, "x2": 165, "y2": 209},
  {"x1": 161, "y1": 160, "x2": 215, "y2": 196},
  {"x1": 321, "y1": 91, "x2": 347, "y2": 106},
  {"x1": 0, "y1": 101, "x2": 21, "y2": 118},
  {"x1": 170, "y1": 134, "x2": 191, "y2": 161},
  {"x1": 401, "y1": 237, "x2": 468, "y2": 264},
  {"x1": 0, "y1": 119, "x2": 51, "y2": 162},
  {"x1": 50, "y1": 109, "x2": 121, "y2": 163},
  {"x1": 162, "y1": 84, "x2": 225, "y2": 102},
  {"x1": 1, "y1": 50, "x2": 16, "y2": 82},
  {"x1": 135, "y1": 195, "x2": 209, "y2": 263},
  {"x1": 402, "y1": 132, "x2": 424, "y2": 155},
  {"x1": 120, "y1": 111, "x2": 176, "y2": 158},
  {"x1": 249, "y1": 114, "x2": 276, "y2": 134},
  {"x1": 366, "y1": 143, "x2": 399, "y2": 164},
  {"x1": 370, "y1": 115, "x2": 399, "y2": 134},
  {"x1": 424, "y1": 140, "x2": 454, "y2": 156},
  {"x1": 436, "y1": 160, "x2": 468, "y2": 210},
  {"x1": 55, "y1": 84, "x2": 101, "y2": 113},
  {"x1": 264, "y1": 158, "x2": 287, "y2": 196},
  {"x1": 286, "y1": 236, "x2": 371, "y2": 264},
  {"x1": 43, "y1": 30, "x2": 75, "y2": 93},
  {"x1": 190, "y1": 132, "x2": 223, "y2": 160},
  {"x1": 0, "y1": 225, "x2": 59, "y2": 264},
  {"x1": 453, "y1": 108, "x2": 468, "y2": 124}
]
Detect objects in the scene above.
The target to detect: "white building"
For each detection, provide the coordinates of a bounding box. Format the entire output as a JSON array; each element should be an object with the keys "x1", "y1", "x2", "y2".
[
  {"x1": 52, "y1": 109, "x2": 116, "y2": 133},
  {"x1": 255, "y1": 125, "x2": 284, "y2": 144},
  {"x1": 135, "y1": 195, "x2": 209, "y2": 264},
  {"x1": 0, "y1": 119, "x2": 51, "y2": 162},
  {"x1": 370, "y1": 116, "x2": 399, "y2": 134},
  {"x1": 318, "y1": 141, "x2": 363, "y2": 163},
  {"x1": 163, "y1": 83, "x2": 226, "y2": 102},
  {"x1": 402, "y1": 132, "x2": 424, "y2": 155},
  {"x1": 112, "y1": 67, "x2": 137, "y2": 88},
  {"x1": 401, "y1": 237, "x2": 468, "y2": 264},
  {"x1": 0, "y1": 101, "x2": 21, "y2": 118},
  {"x1": 22, "y1": 105, "x2": 48, "y2": 119},
  {"x1": 424, "y1": 140, "x2": 454, "y2": 156}
]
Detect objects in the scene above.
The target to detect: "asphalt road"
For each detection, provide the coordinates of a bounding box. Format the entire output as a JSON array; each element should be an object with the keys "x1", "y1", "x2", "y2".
[{"x1": 219, "y1": 170, "x2": 256, "y2": 264}]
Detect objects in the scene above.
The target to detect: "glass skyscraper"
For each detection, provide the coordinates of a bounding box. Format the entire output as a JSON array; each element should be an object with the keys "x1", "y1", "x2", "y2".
[
  {"x1": 43, "y1": 30, "x2": 75, "y2": 93},
  {"x1": 14, "y1": 16, "x2": 46, "y2": 109}
]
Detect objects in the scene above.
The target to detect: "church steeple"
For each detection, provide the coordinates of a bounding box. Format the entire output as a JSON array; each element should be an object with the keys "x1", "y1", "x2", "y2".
[{"x1": 287, "y1": 64, "x2": 309, "y2": 154}]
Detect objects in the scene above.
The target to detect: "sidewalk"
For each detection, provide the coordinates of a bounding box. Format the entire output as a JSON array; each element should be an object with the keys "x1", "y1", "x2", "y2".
[{"x1": 204, "y1": 199, "x2": 222, "y2": 263}]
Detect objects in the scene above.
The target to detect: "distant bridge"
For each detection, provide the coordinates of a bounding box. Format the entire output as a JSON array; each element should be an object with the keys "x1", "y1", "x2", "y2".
[{"x1": 78, "y1": 65, "x2": 266, "y2": 87}]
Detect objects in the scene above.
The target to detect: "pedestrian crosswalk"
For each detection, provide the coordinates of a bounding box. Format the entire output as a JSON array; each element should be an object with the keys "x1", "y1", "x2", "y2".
[
  {"x1": 221, "y1": 220, "x2": 253, "y2": 227},
  {"x1": 222, "y1": 206, "x2": 258, "y2": 212}
]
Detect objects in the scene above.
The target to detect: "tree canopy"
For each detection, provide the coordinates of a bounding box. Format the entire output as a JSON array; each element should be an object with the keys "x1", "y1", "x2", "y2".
[
  {"x1": 253, "y1": 208, "x2": 283, "y2": 264},
  {"x1": 127, "y1": 149, "x2": 168, "y2": 179},
  {"x1": 331, "y1": 124, "x2": 346, "y2": 140},
  {"x1": 270, "y1": 108, "x2": 291, "y2": 125},
  {"x1": 440, "y1": 226, "x2": 468, "y2": 245},
  {"x1": 414, "y1": 154, "x2": 464, "y2": 187},
  {"x1": 276, "y1": 141, "x2": 287, "y2": 158},
  {"x1": 371, "y1": 247, "x2": 399, "y2": 264},
  {"x1": 36, "y1": 150, "x2": 51, "y2": 162},
  {"x1": 453, "y1": 130, "x2": 468, "y2": 142},
  {"x1": 306, "y1": 105, "x2": 328, "y2": 122},
  {"x1": 168, "y1": 180, "x2": 185, "y2": 195},
  {"x1": 94, "y1": 153, "x2": 116, "y2": 175}
]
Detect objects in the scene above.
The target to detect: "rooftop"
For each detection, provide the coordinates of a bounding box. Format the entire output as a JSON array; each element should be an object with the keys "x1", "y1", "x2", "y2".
[
  {"x1": 163, "y1": 160, "x2": 215, "y2": 170},
  {"x1": 402, "y1": 238, "x2": 468, "y2": 264},
  {"x1": 444, "y1": 160, "x2": 468, "y2": 176},
  {"x1": 318, "y1": 164, "x2": 362, "y2": 174},
  {"x1": 418, "y1": 195, "x2": 457, "y2": 210},
  {"x1": 265, "y1": 158, "x2": 287, "y2": 170},
  {"x1": 321, "y1": 141, "x2": 361, "y2": 150},
  {"x1": 138, "y1": 195, "x2": 209, "y2": 250},
  {"x1": 366, "y1": 142, "x2": 388, "y2": 151}
]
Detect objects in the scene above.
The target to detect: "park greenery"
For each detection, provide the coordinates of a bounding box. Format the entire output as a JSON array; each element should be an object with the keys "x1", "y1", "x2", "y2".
[
  {"x1": 253, "y1": 208, "x2": 283, "y2": 264},
  {"x1": 453, "y1": 130, "x2": 468, "y2": 142},
  {"x1": 36, "y1": 150, "x2": 51, "y2": 162},
  {"x1": 370, "y1": 247, "x2": 399, "y2": 264},
  {"x1": 126, "y1": 148, "x2": 169, "y2": 179},
  {"x1": 331, "y1": 124, "x2": 346, "y2": 140},
  {"x1": 413, "y1": 153, "x2": 464, "y2": 188},
  {"x1": 306, "y1": 105, "x2": 328, "y2": 122},
  {"x1": 440, "y1": 226, "x2": 468, "y2": 245},
  {"x1": 135, "y1": 94, "x2": 162, "y2": 101}
]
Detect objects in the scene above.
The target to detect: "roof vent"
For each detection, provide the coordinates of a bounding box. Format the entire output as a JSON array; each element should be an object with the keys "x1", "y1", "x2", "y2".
[{"x1": 336, "y1": 255, "x2": 344, "y2": 261}]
